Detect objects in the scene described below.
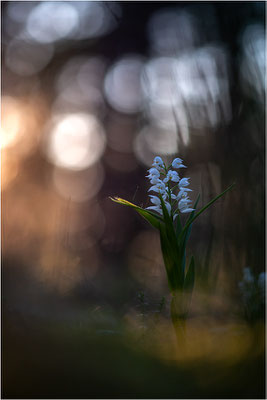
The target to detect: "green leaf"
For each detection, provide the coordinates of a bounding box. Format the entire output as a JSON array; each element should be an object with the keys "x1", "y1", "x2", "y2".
[
  {"x1": 159, "y1": 221, "x2": 185, "y2": 292},
  {"x1": 177, "y1": 197, "x2": 199, "y2": 276},
  {"x1": 159, "y1": 223, "x2": 177, "y2": 292},
  {"x1": 175, "y1": 213, "x2": 182, "y2": 236},
  {"x1": 159, "y1": 195, "x2": 173, "y2": 227},
  {"x1": 179, "y1": 194, "x2": 200, "y2": 250},
  {"x1": 110, "y1": 197, "x2": 163, "y2": 229},
  {"x1": 184, "y1": 256, "x2": 195, "y2": 293},
  {"x1": 159, "y1": 196, "x2": 179, "y2": 252},
  {"x1": 185, "y1": 194, "x2": 201, "y2": 228}
]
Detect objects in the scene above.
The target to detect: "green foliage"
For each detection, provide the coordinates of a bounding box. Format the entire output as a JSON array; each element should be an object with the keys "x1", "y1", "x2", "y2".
[
  {"x1": 184, "y1": 256, "x2": 195, "y2": 293},
  {"x1": 111, "y1": 183, "x2": 235, "y2": 331},
  {"x1": 110, "y1": 197, "x2": 163, "y2": 229}
]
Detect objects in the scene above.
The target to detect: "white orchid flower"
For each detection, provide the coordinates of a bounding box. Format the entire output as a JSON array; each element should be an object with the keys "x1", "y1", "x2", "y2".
[
  {"x1": 150, "y1": 176, "x2": 161, "y2": 184},
  {"x1": 148, "y1": 179, "x2": 167, "y2": 195},
  {"x1": 179, "y1": 177, "x2": 190, "y2": 188},
  {"x1": 146, "y1": 167, "x2": 160, "y2": 179},
  {"x1": 179, "y1": 207, "x2": 195, "y2": 214},
  {"x1": 152, "y1": 156, "x2": 164, "y2": 170},
  {"x1": 177, "y1": 188, "x2": 192, "y2": 201},
  {"x1": 163, "y1": 170, "x2": 180, "y2": 183},
  {"x1": 172, "y1": 158, "x2": 186, "y2": 169},
  {"x1": 146, "y1": 196, "x2": 171, "y2": 216},
  {"x1": 146, "y1": 205, "x2": 163, "y2": 214},
  {"x1": 148, "y1": 195, "x2": 161, "y2": 206},
  {"x1": 178, "y1": 197, "x2": 195, "y2": 214},
  {"x1": 146, "y1": 168, "x2": 161, "y2": 184}
]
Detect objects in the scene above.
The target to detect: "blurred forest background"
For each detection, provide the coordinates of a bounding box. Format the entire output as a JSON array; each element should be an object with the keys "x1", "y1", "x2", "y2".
[{"x1": 1, "y1": 1, "x2": 265, "y2": 398}]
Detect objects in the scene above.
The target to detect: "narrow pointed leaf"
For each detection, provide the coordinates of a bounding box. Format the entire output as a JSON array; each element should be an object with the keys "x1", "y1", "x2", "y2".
[
  {"x1": 175, "y1": 213, "x2": 182, "y2": 237},
  {"x1": 180, "y1": 183, "x2": 235, "y2": 239},
  {"x1": 185, "y1": 193, "x2": 201, "y2": 227},
  {"x1": 159, "y1": 221, "x2": 184, "y2": 292},
  {"x1": 110, "y1": 197, "x2": 163, "y2": 229},
  {"x1": 159, "y1": 224, "x2": 177, "y2": 292},
  {"x1": 179, "y1": 194, "x2": 200, "y2": 249},
  {"x1": 184, "y1": 256, "x2": 195, "y2": 292},
  {"x1": 181, "y1": 248, "x2": 186, "y2": 275}
]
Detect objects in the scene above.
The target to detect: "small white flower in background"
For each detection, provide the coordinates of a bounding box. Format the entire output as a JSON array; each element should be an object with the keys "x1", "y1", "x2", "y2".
[
  {"x1": 239, "y1": 267, "x2": 254, "y2": 302},
  {"x1": 258, "y1": 272, "x2": 266, "y2": 296},
  {"x1": 164, "y1": 170, "x2": 180, "y2": 183},
  {"x1": 243, "y1": 267, "x2": 254, "y2": 284},
  {"x1": 258, "y1": 272, "x2": 265, "y2": 288},
  {"x1": 152, "y1": 156, "x2": 164, "y2": 170},
  {"x1": 172, "y1": 158, "x2": 187, "y2": 169},
  {"x1": 239, "y1": 267, "x2": 265, "y2": 307}
]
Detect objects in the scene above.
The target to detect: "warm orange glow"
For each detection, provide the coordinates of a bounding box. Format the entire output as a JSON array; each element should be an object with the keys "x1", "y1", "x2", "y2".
[
  {"x1": 1, "y1": 97, "x2": 22, "y2": 149},
  {"x1": 52, "y1": 163, "x2": 105, "y2": 202},
  {"x1": 1, "y1": 151, "x2": 19, "y2": 190},
  {"x1": 1, "y1": 95, "x2": 45, "y2": 157}
]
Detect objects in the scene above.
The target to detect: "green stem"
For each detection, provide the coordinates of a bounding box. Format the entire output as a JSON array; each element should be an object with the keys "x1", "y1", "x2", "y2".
[{"x1": 171, "y1": 294, "x2": 187, "y2": 347}]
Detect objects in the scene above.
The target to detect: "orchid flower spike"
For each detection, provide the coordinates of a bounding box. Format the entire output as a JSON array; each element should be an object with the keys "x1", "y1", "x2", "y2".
[{"x1": 145, "y1": 155, "x2": 194, "y2": 216}]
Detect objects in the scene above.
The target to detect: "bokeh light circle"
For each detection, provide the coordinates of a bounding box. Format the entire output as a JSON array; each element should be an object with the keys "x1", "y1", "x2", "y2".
[
  {"x1": 26, "y1": 2, "x2": 79, "y2": 43},
  {"x1": 44, "y1": 113, "x2": 106, "y2": 171},
  {"x1": 5, "y1": 37, "x2": 54, "y2": 76},
  {"x1": 104, "y1": 56, "x2": 145, "y2": 114}
]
